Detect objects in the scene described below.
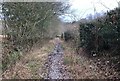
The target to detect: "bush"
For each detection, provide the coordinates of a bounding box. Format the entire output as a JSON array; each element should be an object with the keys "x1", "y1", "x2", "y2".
[
  {"x1": 2, "y1": 2, "x2": 61, "y2": 71},
  {"x1": 80, "y1": 8, "x2": 120, "y2": 53},
  {"x1": 79, "y1": 23, "x2": 95, "y2": 52},
  {"x1": 64, "y1": 31, "x2": 73, "y2": 41}
]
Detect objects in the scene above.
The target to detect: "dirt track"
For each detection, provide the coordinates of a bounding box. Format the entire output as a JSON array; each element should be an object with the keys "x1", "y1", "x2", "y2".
[{"x1": 46, "y1": 38, "x2": 69, "y2": 79}]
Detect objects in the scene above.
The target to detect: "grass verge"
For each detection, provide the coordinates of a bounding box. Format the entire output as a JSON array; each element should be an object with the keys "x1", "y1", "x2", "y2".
[
  {"x1": 2, "y1": 40, "x2": 55, "y2": 79},
  {"x1": 62, "y1": 42, "x2": 119, "y2": 79}
]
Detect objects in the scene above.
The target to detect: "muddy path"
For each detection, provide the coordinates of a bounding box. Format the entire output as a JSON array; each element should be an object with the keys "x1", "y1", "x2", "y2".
[{"x1": 45, "y1": 39, "x2": 69, "y2": 79}]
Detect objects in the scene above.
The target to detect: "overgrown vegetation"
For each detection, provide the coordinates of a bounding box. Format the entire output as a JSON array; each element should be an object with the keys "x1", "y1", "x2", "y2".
[
  {"x1": 1, "y1": 1, "x2": 120, "y2": 79},
  {"x1": 2, "y1": 2, "x2": 61, "y2": 72},
  {"x1": 79, "y1": 8, "x2": 120, "y2": 74},
  {"x1": 62, "y1": 7, "x2": 120, "y2": 78},
  {"x1": 63, "y1": 28, "x2": 79, "y2": 49}
]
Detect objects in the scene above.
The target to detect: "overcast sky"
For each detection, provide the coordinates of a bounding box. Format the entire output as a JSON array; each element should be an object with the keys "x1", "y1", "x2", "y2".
[{"x1": 59, "y1": 0, "x2": 120, "y2": 22}]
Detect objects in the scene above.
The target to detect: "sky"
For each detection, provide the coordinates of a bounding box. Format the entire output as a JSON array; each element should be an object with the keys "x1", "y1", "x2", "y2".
[{"x1": 59, "y1": 0, "x2": 120, "y2": 22}]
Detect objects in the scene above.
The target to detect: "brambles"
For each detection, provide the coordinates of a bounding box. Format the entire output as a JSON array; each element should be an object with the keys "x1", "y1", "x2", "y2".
[
  {"x1": 2, "y1": 2, "x2": 62, "y2": 71},
  {"x1": 79, "y1": 8, "x2": 120, "y2": 72},
  {"x1": 79, "y1": 8, "x2": 120, "y2": 54}
]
